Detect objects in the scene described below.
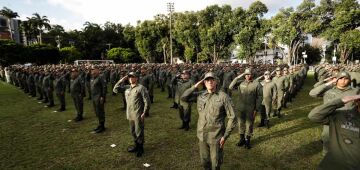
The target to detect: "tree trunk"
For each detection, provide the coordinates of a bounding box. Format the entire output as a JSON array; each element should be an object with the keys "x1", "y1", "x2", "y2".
[
  {"x1": 162, "y1": 44, "x2": 167, "y2": 64},
  {"x1": 213, "y1": 44, "x2": 216, "y2": 63},
  {"x1": 8, "y1": 18, "x2": 13, "y2": 40},
  {"x1": 340, "y1": 47, "x2": 350, "y2": 64},
  {"x1": 39, "y1": 30, "x2": 42, "y2": 44}
]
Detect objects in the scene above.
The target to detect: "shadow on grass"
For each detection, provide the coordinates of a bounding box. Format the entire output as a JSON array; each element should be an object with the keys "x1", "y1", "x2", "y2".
[{"x1": 253, "y1": 121, "x2": 318, "y2": 145}]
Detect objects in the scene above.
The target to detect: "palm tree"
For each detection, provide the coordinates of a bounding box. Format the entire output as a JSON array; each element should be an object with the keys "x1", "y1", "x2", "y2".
[
  {"x1": 0, "y1": 7, "x2": 19, "y2": 40},
  {"x1": 30, "y1": 13, "x2": 51, "y2": 44}
]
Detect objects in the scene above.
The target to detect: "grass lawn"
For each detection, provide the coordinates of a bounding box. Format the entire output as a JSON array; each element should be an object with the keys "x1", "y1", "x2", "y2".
[{"x1": 0, "y1": 72, "x2": 323, "y2": 170}]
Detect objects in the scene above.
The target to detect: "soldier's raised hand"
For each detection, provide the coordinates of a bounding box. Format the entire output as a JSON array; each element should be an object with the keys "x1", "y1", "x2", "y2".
[
  {"x1": 342, "y1": 95, "x2": 360, "y2": 104},
  {"x1": 194, "y1": 78, "x2": 205, "y2": 88}
]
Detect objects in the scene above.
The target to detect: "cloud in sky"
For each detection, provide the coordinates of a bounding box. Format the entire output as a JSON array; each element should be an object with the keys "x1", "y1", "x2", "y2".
[{"x1": 3, "y1": 0, "x2": 309, "y2": 30}]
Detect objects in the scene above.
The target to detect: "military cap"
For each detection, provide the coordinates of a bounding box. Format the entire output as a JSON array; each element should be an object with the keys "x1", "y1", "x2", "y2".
[
  {"x1": 336, "y1": 71, "x2": 351, "y2": 79},
  {"x1": 128, "y1": 71, "x2": 139, "y2": 78},
  {"x1": 244, "y1": 68, "x2": 253, "y2": 75},
  {"x1": 181, "y1": 70, "x2": 191, "y2": 75},
  {"x1": 264, "y1": 71, "x2": 270, "y2": 75},
  {"x1": 71, "y1": 68, "x2": 78, "y2": 72},
  {"x1": 204, "y1": 72, "x2": 217, "y2": 80},
  {"x1": 276, "y1": 67, "x2": 281, "y2": 71},
  {"x1": 91, "y1": 65, "x2": 100, "y2": 70},
  {"x1": 283, "y1": 67, "x2": 288, "y2": 71}
]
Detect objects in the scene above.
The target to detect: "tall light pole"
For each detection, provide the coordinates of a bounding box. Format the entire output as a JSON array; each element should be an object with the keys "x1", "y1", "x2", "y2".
[{"x1": 167, "y1": 2, "x2": 174, "y2": 64}]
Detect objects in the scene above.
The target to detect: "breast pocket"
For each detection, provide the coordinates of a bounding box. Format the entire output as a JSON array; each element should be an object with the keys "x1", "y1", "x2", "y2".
[
  {"x1": 197, "y1": 97, "x2": 206, "y2": 111},
  {"x1": 211, "y1": 99, "x2": 223, "y2": 117}
]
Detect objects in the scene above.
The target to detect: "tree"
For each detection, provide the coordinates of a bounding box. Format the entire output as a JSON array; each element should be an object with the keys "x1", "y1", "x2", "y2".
[
  {"x1": 174, "y1": 11, "x2": 200, "y2": 63},
  {"x1": 338, "y1": 29, "x2": 360, "y2": 62},
  {"x1": 320, "y1": 0, "x2": 360, "y2": 63},
  {"x1": 107, "y1": 47, "x2": 141, "y2": 63},
  {"x1": 234, "y1": 1, "x2": 268, "y2": 63},
  {"x1": 135, "y1": 20, "x2": 166, "y2": 63},
  {"x1": 271, "y1": 0, "x2": 316, "y2": 65},
  {"x1": 28, "y1": 13, "x2": 51, "y2": 44},
  {"x1": 0, "y1": 7, "x2": 19, "y2": 41},
  {"x1": 59, "y1": 46, "x2": 82, "y2": 63},
  {"x1": 198, "y1": 5, "x2": 238, "y2": 63}
]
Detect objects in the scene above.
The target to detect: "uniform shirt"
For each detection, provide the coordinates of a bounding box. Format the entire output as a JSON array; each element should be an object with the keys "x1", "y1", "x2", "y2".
[
  {"x1": 229, "y1": 78, "x2": 262, "y2": 112},
  {"x1": 120, "y1": 84, "x2": 150, "y2": 120},
  {"x1": 308, "y1": 98, "x2": 360, "y2": 170},
  {"x1": 181, "y1": 86, "x2": 236, "y2": 143},
  {"x1": 273, "y1": 75, "x2": 289, "y2": 92},
  {"x1": 90, "y1": 76, "x2": 107, "y2": 101},
  {"x1": 70, "y1": 76, "x2": 85, "y2": 98},
  {"x1": 54, "y1": 76, "x2": 66, "y2": 94},
  {"x1": 261, "y1": 80, "x2": 277, "y2": 105},
  {"x1": 174, "y1": 78, "x2": 194, "y2": 106},
  {"x1": 222, "y1": 71, "x2": 236, "y2": 90}
]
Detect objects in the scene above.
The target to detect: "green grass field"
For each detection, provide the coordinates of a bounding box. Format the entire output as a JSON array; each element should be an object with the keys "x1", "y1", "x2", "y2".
[{"x1": 0, "y1": 73, "x2": 323, "y2": 170}]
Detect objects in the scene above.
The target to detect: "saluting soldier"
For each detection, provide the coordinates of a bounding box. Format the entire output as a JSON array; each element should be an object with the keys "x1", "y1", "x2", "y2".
[
  {"x1": 222, "y1": 66, "x2": 236, "y2": 96},
  {"x1": 113, "y1": 71, "x2": 150, "y2": 157},
  {"x1": 257, "y1": 70, "x2": 277, "y2": 128},
  {"x1": 70, "y1": 68, "x2": 85, "y2": 122},
  {"x1": 90, "y1": 66, "x2": 107, "y2": 133},
  {"x1": 181, "y1": 72, "x2": 236, "y2": 170},
  {"x1": 54, "y1": 71, "x2": 66, "y2": 112},
  {"x1": 308, "y1": 94, "x2": 360, "y2": 170},
  {"x1": 174, "y1": 70, "x2": 194, "y2": 131},
  {"x1": 272, "y1": 67, "x2": 288, "y2": 117},
  {"x1": 229, "y1": 68, "x2": 262, "y2": 149},
  {"x1": 43, "y1": 70, "x2": 55, "y2": 107},
  {"x1": 309, "y1": 71, "x2": 359, "y2": 156}
]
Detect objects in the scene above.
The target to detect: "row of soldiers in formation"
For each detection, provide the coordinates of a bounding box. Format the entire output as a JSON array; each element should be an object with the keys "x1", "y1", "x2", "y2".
[
  {"x1": 1, "y1": 63, "x2": 308, "y2": 169},
  {"x1": 308, "y1": 64, "x2": 360, "y2": 170}
]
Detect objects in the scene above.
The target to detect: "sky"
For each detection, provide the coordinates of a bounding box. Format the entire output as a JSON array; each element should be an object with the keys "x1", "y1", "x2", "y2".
[{"x1": 2, "y1": 0, "x2": 315, "y2": 31}]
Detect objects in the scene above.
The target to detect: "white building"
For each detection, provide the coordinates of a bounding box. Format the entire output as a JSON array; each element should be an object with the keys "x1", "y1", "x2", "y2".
[{"x1": 0, "y1": 15, "x2": 21, "y2": 43}]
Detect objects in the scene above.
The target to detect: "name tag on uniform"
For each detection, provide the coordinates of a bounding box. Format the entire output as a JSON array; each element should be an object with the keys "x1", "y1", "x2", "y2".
[{"x1": 341, "y1": 123, "x2": 360, "y2": 133}]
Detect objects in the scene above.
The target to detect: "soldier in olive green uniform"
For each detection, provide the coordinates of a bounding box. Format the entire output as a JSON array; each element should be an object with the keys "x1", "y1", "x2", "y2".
[
  {"x1": 70, "y1": 68, "x2": 85, "y2": 122},
  {"x1": 174, "y1": 70, "x2": 194, "y2": 131},
  {"x1": 113, "y1": 72, "x2": 150, "y2": 157},
  {"x1": 272, "y1": 67, "x2": 289, "y2": 117},
  {"x1": 222, "y1": 66, "x2": 236, "y2": 96},
  {"x1": 54, "y1": 72, "x2": 66, "y2": 112},
  {"x1": 257, "y1": 71, "x2": 277, "y2": 128},
  {"x1": 229, "y1": 68, "x2": 262, "y2": 149},
  {"x1": 181, "y1": 72, "x2": 236, "y2": 170},
  {"x1": 308, "y1": 94, "x2": 360, "y2": 170},
  {"x1": 309, "y1": 71, "x2": 359, "y2": 156},
  {"x1": 43, "y1": 70, "x2": 55, "y2": 107},
  {"x1": 90, "y1": 66, "x2": 107, "y2": 133}
]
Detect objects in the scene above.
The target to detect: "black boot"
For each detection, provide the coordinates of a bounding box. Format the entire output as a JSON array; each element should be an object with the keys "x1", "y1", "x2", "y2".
[
  {"x1": 170, "y1": 102, "x2": 178, "y2": 109},
  {"x1": 236, "y1": 134, "x2": 246, "y2": 147},
  {"x1": 184, "y1": 122, "x2": 190, "y2": 131},
  {"x1": 136, "y1": 143, "x2": 144, "y2": 157},
  {"x1": 264, "y1": 119, "x2": 270, "y2": 129},
  {"x1": 245, "y1": 136, "x2": 251, "y2": 149},
  {"x1": 178, "y1": 121, "x2": 185, "y2": 129},
  {"x1": 95, "y1": 123, "x2": 105, "y2": 133},
  {"x1": 277, "y1": 109, "x2": 282, "y2": 118},
  {"x1": 93, "y1": 125, "x2": 101, "y2": 131},
  {"x1": 272, "y1": 110, "x2": 278, "y2": 117},
  {"x1": 128, "y1": 143, "x2": 138, "y2": 153},
  {"x1": 74, "y1": 115, "x2": 83, "y2": 122},
  {"x1": 257, "y1": 119, "x2": 265, "y2": 127}
]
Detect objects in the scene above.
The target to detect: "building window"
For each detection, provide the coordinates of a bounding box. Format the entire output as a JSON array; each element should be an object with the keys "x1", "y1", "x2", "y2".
[{"x1": 0, "y1": 18, "x2": 7, "y2": 27}]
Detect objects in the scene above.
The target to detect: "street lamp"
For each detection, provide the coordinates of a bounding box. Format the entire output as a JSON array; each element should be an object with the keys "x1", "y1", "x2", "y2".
[
  {"x1": 55, "y1": 35, "x2": 61, "y2": 49},
  {"x1": 106, "y1": 43, "x2": 112, "y2": 50},
  {"x1": 302, "y1": 51, "x2": 307, "y2": 64},
  {"x1": 332, "y1": 45, "x2": 337, "y2": 64},
  {"x1": 167, "y1": 2, "x2": 174, "y2": 64}
]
